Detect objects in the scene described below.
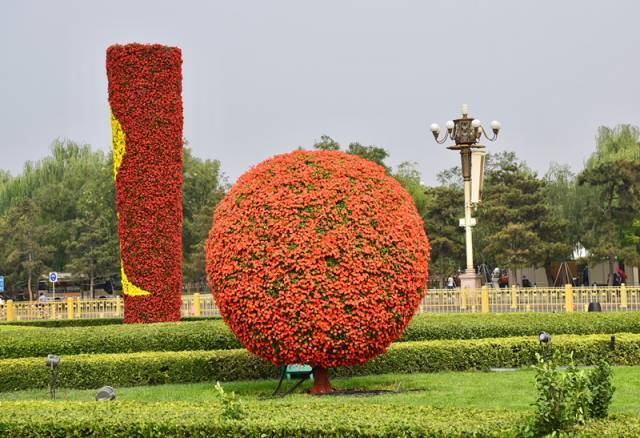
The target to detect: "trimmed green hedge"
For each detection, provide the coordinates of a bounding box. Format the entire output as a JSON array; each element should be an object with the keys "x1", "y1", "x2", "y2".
[
  {"x1": 1, "y1": 318, "x2": 124, "y2": 328},
  {"x1": 1, "y1": 334, "x2": 638, "y2": 391},
  {"x1": 0, "y1": 316, "x2": 215, "y2": 328},
  {"x1": 0, "y1": 400, "x2": 522, "y2": 437},
  {"x1": 573, "y1": 416, "x2": 640, "y2": 437},
  {"x1": 4, "y1": 312, "x2": 640, "y2": 359},
  {"x1": 401, "y1": 312, "x2": 640, "y2": 341},
  {"x1": 0, "y1": 400, "x2": 638, "y2": 437},
  {"x1": 0, "y1": 320, "x2": 241, "y2": 359}
]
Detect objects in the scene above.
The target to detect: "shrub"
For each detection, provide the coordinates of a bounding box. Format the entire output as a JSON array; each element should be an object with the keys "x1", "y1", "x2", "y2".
[
  {"x1": 588, "y1": 360, "x2": 615, "y2": 418},
  {"x1": 0, "y1": 334, "x2": 637, "y2": 391},
  {"x1": 214, "y1": 381, "x2": 246, "y2": 421},
  {"x1": 528, "y1": 352, "x2": 616, "y2": 436},
  {"x1": 529, "y1": 351, "x2": 591, "y2": 435}
]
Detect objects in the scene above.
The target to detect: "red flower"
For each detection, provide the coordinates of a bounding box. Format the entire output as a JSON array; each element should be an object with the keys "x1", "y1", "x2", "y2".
[
  {"x1": 107, "y1": 43, "x2": 183, "y2": 323},
  {"x1": 206, "y1": 150, "x2": 430, "y2": 367}
]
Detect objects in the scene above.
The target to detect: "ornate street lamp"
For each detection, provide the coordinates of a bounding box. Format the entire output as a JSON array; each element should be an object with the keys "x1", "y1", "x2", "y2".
[{"x1": 429, "y1": 104, "x2": 501, "y2": 290}]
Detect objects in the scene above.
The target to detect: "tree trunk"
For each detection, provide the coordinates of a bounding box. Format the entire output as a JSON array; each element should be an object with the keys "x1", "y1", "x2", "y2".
[
  {"x1": 90, "y1": 273, "x2": 95, "y2": 299},
  {"x1": 28, "y1": 252, "x2": 33, "y2": 301},
  {"x1": 543, "y1": 261, "x2": 555, "y2": 286},
  {"x1": 310, "y1": 366, "x2": 333, "y2": 394},
  {"x1": 608, "y1": 254, "x2": 615, "y2": 286}
]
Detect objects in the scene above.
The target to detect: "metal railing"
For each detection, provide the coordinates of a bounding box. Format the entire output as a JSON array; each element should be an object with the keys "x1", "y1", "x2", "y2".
[
  {"x1": 421, "y1": 284, "x2": 640, "y2": 313},
  {"x1": 1, "y1": 284, "x2": 639, "y2": 322}
]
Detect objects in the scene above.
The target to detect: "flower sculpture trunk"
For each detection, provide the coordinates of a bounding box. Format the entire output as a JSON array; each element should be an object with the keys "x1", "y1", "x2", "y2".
[
  {"x1": 206, "y1": 150, "x2": 430, "y2": 393},
  {"x1": 107, "y1": 44, "x2": 183, "y2": 323}
]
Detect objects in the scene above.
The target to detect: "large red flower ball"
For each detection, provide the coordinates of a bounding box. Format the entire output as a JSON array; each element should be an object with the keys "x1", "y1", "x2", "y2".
[{"x1": 206, "y1": 150, "x2": 429, "y2": 368}]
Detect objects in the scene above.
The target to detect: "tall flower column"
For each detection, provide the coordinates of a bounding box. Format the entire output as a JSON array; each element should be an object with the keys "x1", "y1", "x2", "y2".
[{"x1": 107, "y1": 44, "x2": 183, "y2": 323}]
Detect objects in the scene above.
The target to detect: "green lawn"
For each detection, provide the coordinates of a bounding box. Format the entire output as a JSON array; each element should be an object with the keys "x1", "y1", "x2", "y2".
[{"x1": 2, "y1": 367, "x2": 639, "y2": 415}]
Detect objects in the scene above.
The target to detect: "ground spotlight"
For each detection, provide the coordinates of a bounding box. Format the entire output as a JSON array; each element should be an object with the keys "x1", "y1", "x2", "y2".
[
  {"x1": 96, "y1": 386, "x2": 116, "y2": 401},
  {"x1": 45, "y1": 354, "x2": 60, "y2": 400},
  {"x1": 538, "y1": 331, "x2": 552, "y2": 344}
]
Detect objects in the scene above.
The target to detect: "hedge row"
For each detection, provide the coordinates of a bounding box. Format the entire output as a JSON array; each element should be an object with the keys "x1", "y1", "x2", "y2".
[
  {"x1": 1, "y1": 334, "x2": 638, "y2": 391},
  {"x1": 4, "y1": 312, "x2": 640, "y2": 359},
  {"x1": 0, "y1": 320, "x2": 241, "y2": 359},
  {"x1": 1, "y1": 400, "x2": 639, "y2": 437},
  {"x1": 1, "y1": 318, "x2": 123, "y2": 328},
  {"x1": 0, "y1": 400, "x2": 521, "y2": 437},
  {"x1": 0, "y1": 316, "x2": 213, "y2": 328},
  {"x1": 401, "y1": 311, "x2": 640, "y2": 341}
]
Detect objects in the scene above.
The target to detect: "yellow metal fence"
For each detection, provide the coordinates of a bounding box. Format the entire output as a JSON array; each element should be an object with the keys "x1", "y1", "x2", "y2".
[
  {"x1": 2, "y1": 285, "x2": 639, "y2": 321},
  {"x1": 421, "y1": 284, "x2": 640, "y2": 313}
]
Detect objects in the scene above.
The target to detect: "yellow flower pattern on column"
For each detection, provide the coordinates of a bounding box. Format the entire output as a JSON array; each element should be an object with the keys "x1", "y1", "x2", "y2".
[
  {"x1": 110, "y1": 109, "x2": 151, "y2": 297},
  {"x1": 110, "y1": 109, "x2": 126, "y2": 179}
]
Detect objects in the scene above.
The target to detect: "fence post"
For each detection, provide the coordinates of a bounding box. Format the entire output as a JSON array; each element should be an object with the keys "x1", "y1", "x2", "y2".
[
  {"x1": 66, "y1": 297, "x2": 74, "y2": 320},
  {"x1": 6, "y1": 300, "x2": 15, "y2": 321},
  {"x1": 481, "y1": 286, "x2": 489, "y2": 314},
  {"x1": 76, "y1": 297, "x2": 82, "y2": 319},
  {"x1": 564, "y1": 284, "x2": 574, "y2": 313},
  {"x1": 50, "y1": 302, "x2": 56, "y2": 320},
  {"x1": 115, "y1": 296, "x2": 121, "y2": 317},
  {"x1": 510, "y1": 285, "x2": 518, "y2": 309},
  {"x1": 620, "y1": 283, "x2": 628, "y2": 310},
  {"x1": 460, "y1": 288, "x2": 467, "y2": 310},
  {"x1": 193, "y1": 293, "x2": 202, "y2": 317}
]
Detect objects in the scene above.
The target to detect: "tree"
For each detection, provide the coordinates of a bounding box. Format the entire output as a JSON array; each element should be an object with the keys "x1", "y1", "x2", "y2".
[
  {"x1": 544, "y1": 164, "x2": 582, "y2": 253},
  {"x1": 476, "y1": 152, "x2": 571, "y2": 283},
  {"x1": 436, "y1": 166, "x2": 463, "y2": 188},
  {"x1": 346, "y1": 142, "x2": 390, "y2": 171},
  {"x1": 312, "y1": 135, "x2": 391, "y2": 171},
  {"x1": 483, "y1": 223, "x2": 541, "y2": 285},
  {"x1": 578, "y1": 160, "x2": 640, "y2": 281},
  {"x1": 312, "y1": 135, "x2": 340, "y2": 151},
  {"x1": 578, "y1": 125, "x2": 640, "y2": 283},
  {"x1": 586, "y1": 125, "x2": 640, "y2": 168},
  {"x1": 0, "y1": 140, "x2": 108, "y2": 269},
  {"x1": 182, "y1": 148, "x2": 226, "y2": 284},
  {"x1": 65, "y1": 162, "x2": 120, "y2": 297},
  {"x1": 0, "y1": 140, "x2": 114, "y2": 296},
  {"x1": 422, "y1": 185, "x2": 464, "y2": 285},
  {"x1": 393, "y1": 162, "x2": 429, "y2": 216},
  {"x1": 0, "y1": 199, "x2": 53, "y2": 299},
  {"x1": 0, "y1": 170, "x2": 10, "y2": 189}
]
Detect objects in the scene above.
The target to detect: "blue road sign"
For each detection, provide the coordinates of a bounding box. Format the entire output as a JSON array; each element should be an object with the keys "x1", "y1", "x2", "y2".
[
  {"x1": 0, "y1": 276, "x2": 4, "y2": 292},
  {"x1": 49, "y1": 272, "x2": 58, "y2": 283}
]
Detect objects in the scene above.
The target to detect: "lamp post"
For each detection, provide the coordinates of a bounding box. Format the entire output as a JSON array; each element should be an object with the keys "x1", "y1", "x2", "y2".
[{"x1": 430, "y1": 104, "x2": 501, "y2": 291}]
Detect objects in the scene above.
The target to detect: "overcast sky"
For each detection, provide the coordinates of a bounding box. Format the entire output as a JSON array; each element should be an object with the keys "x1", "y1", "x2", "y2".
[{"x1": 1, "y1": 0, "x2": 639, "y2": 184}]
